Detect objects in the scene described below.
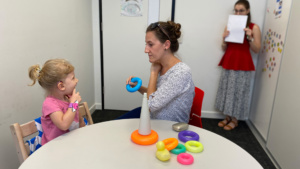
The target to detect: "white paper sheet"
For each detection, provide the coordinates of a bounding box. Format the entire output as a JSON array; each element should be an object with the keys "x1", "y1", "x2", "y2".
[{"x1": 225, "y1": 15, "x2": 248, "y2": 44}]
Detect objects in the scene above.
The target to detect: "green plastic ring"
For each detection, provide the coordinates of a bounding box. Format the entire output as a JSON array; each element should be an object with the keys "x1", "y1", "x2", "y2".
[
  {"x1": 170, "y1": 143, "x2": 186, "y2": 155},
  {"x1": 185, "y1": 141, "x2": 204, "y2": 153}
]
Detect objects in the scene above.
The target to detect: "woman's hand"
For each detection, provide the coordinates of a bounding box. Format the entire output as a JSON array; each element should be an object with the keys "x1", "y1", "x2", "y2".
[
  {"x1": 222, "y1": 27, "x2": 230, "y2": 51},
  {"x1": 126, "y1": 76, "x2": 137, "y2": 87},
  {"x1": 150, "y1": 63, "x2": 162, "y2": 74},
  {"x1": 127, "y1": 76, "x2": 148, "y2": 94},
  {"x1": 69, "y1": 89, "x2": 81, "y2": 103},
  {"x1": 245, "y1": 25, "x2": 261, "y2": 53},
  {"x1": 223, "y1": 30, "x2": 230, "y2": 40},
  {"x1": 244, "y1": 27, "x2": 253, "y2": 40}
]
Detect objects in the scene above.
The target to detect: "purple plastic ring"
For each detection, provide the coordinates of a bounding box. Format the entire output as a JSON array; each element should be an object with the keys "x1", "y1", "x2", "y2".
[{"x1": 178, "y1": 130, "x2": 199, "y2": 143}]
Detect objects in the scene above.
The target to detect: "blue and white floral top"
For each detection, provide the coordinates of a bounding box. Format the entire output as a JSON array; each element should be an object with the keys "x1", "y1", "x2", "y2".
[{"x1": 148, "y1": 62, "x2": 195, "y2": 123}]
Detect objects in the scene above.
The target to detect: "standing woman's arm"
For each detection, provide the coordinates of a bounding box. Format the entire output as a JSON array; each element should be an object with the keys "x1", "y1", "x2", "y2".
[
  {"x1": 221, "y1": 26, "x2": 230, "y2": 51},
  {"x1": 245, "y1": 25, "x2": 261, "y2": 53}
]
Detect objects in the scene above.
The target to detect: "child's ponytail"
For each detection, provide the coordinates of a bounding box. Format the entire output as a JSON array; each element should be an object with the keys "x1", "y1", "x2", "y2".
[{"x1": 28, "y1": 64, "x2": 41, "y2": 86}]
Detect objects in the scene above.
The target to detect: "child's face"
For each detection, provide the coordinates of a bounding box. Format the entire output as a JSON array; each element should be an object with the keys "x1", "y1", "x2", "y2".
[{"x1": 63, "y1": 71, "x2": 78, "y2": 95}]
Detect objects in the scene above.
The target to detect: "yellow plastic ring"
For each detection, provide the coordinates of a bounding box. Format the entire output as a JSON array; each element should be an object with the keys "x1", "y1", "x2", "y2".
[{"x1": 185, "y1": 141, "x2": 204, "y2": 153}]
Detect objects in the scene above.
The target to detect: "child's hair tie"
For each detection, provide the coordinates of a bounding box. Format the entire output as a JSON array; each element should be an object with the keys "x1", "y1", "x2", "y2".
[{"x1": 35, "y1": 67, "x2": 41, "y2": 77}]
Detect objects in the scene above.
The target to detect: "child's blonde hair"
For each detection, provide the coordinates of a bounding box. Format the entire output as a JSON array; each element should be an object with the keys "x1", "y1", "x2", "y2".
[{"x1": 28, "y1": 59, "x2": 74, "y2": 90}]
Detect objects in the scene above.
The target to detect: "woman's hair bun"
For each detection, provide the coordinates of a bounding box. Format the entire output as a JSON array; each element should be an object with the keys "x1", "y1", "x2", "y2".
[{"x1": 167, "y1": 21, "x2": 181, "y2": 39}]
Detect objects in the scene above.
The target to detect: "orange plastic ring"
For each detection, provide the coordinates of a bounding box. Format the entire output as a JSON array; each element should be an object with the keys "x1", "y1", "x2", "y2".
[
  {"x1": 162, "y1": 138, "x2": 179, "y2": 151},
  {"x1": 131, "y1": 129, "x2": 159, "y2": 145}
]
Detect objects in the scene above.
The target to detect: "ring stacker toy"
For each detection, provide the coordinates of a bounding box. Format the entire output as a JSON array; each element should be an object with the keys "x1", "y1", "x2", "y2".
[
  {"x1": 162, "y1": 138, "x2": 178, "y2": 151},
  {"x1": 126, "y1": 77, "x2": 142, "y2": 93},
  {"x1": 170, "y1": 143, "x2": 186, "y2": 155},
  {"x1": 131, "y1": 93, "x2": 158, "y2": 145},
  {"x1": 172, "y1": 122, "x2": 189, "y2": 132},
  {"x1": 178, "y1": 130, "x2": 200, "y2": 143},
  {"x1": 156, "y1": 141, "x2": 171, "y2": 161},
  {"x1": 177, "y1": 153, "x2": 194, "y2": 165},
  {"x1": 185, "y1": 141, "x2": 204, "y2": 153}
]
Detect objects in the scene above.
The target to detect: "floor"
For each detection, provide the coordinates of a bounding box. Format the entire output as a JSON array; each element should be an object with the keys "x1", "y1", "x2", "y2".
[{"x1": 92, "y1": 110, "x2": 277, "y2": 169}]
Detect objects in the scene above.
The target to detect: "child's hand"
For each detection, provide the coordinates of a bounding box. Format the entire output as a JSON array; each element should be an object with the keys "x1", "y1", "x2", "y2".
[{"x1": 70, "y1": 89, "x2": 81, "y2": 103}]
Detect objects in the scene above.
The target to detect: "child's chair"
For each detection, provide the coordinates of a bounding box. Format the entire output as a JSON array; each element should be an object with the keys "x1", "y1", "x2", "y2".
[
  {"x1": 10, "y1": 102, "x2": 93, "y2": 164},
  {"x1": 188, "y1": 87, "x2": 205, "y2": 128},
  {"x1": 78, "y1": 102, "x2": 94, "y2": 125}
]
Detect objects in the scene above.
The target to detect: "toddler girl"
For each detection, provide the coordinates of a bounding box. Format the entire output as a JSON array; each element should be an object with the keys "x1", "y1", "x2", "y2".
[{"x1": 28, "y1": 59, "x2": 85, "y2": 145}]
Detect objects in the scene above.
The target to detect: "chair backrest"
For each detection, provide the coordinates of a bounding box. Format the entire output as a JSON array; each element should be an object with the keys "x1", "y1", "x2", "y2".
[
  {"x1": 189, "y1": 87, "x2": 205, "y2": 128},
  {"x1": 10, "y1": 102, "x2": 93, "y2": 164},
  {"x1": 10, "y1": 120, "x2": 37, "y2": 164},
  {"x1": 78, "y1": 102, "x2": 94, "y2": 125}
]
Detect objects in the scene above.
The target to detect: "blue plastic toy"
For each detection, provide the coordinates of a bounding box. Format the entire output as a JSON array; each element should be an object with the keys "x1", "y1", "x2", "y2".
[{"x1": 126, "y1": 77, "x2": 142, "y2": 93}]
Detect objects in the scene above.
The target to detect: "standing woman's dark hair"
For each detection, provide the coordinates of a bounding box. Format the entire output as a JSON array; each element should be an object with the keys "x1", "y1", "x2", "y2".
[
  {"x1": 146, "y1": 21, "x2": 181, "y2": 53},
  {"x1": 235, "y1": 0, "x2": 251, "y2": 27}
]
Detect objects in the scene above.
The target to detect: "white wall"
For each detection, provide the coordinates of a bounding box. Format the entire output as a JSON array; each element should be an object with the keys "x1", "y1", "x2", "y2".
[
  {"x1": 95, "y1": 0, "x2": 266, "y2": 118},
  {"x1": 0, "y1": 0, "x2": 95, "y2": 168},
  {"x1": 1, "y1": 0, "x2": 288, "y2": 168},
  {"x1": 173, "y1": 0, "x2": 267, "y2": 118}
]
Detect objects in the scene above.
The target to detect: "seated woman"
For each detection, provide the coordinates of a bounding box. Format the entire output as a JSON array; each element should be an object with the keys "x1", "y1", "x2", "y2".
[{"x1": 118, "y1": 21, "x2": 195, "y2": 123}]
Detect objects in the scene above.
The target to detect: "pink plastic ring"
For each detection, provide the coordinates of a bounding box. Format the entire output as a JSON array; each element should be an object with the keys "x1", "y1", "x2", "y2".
[{"x1": 177, "y1": 153, "x2": 194, "y2": 165}]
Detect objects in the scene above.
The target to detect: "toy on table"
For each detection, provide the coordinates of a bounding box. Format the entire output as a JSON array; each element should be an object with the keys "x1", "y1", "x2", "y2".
[
  {"x1": 155, "y1": 141, "x2": 171, "y2": 161},
  {"x1": 185, "y1": 141, "x2": 204, "y2": 153},
  {"x1": 131, "y1": 93, "x2": 158, "y2": 145},
  {"x1": 178, "y1": 130, "x2": 199, "y2": 142},
  {"x1": 172, "y1": 122, "x2": 189, "y2": 132},
  {"x1": 170, "y1": 143, "x2": 186, "y2": 155},
  {"x1": 126, "y1": 77, "x2": 142, "y2": 93},
  {"x1": 162, "y1": 138, "x2": 178, "y2": 151},
  {"x1": 177, "y1": 153, "x2": 194, "y2": 165}
]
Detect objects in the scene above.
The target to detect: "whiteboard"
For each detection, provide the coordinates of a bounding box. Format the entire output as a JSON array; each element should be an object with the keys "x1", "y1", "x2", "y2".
[
  {"x1": 266, "y1": 1, "x2": 300, "y2": 168},
  {"x1": 249, "y1": 0, "x2": 292, "y2": 140}
]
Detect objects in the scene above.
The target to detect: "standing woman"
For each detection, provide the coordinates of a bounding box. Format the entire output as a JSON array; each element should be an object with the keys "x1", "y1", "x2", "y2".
[
  {"x1": 215, "y1": 0, "x2": 261, "y2": 130},
  {"x1": 124, "y1": 21, "x2": 195, "y2": 123}
]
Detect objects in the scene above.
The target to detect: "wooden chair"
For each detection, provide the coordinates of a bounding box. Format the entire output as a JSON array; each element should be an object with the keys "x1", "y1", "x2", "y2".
[
  {"x1": 10, "y1": 102, "x2": 93, "y2": 164},
  {"x1": 78, "y1": 102, "x2": 94, "y2": 125},
  {"x1": 188, "y1": 87, "x2": 205, "y2": 128}
]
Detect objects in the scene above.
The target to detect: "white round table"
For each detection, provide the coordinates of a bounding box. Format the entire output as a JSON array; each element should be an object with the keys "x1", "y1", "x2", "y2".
[{"x1": 19, "y1": 119, "x2": 262, "y2": 169}]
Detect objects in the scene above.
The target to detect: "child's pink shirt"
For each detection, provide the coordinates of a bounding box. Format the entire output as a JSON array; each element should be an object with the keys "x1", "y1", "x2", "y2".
[{"x1": 41, "y1": 96, "x2": 79, "y2": 145}]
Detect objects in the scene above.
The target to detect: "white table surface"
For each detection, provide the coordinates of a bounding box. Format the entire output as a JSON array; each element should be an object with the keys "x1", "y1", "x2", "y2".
[{"x1": 19, "y1": 119, "x2": 262, "y2": 169}]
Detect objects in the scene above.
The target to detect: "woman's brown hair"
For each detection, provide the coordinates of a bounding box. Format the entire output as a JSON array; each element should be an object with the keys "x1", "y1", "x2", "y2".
[{"x1": 146, "y1": 21, "x2": 181, "y2": 53}]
